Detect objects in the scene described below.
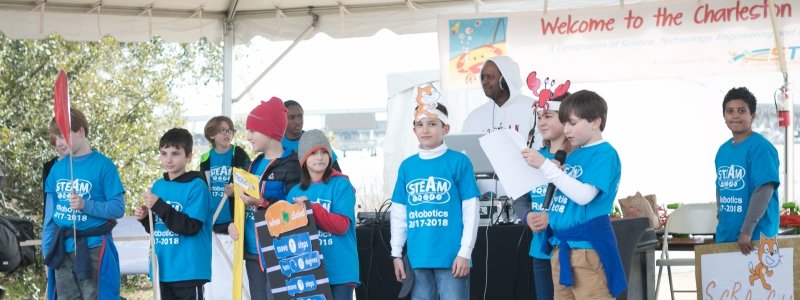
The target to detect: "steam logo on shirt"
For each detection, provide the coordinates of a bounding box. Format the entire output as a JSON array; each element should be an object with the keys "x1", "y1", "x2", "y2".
[
  {"x1": 564, "y1": 165, "x2": 583, "y2": 179},
  {"x1": 154, "y1": 201, "x2": 184, "y2": 224},
  {"x1": 55, "y1": 179, "x2": 93, "y2": 201},
  {"x1": 530, "y1": 184, "x2": 548, "y2": 198},
  {"x1": 406, "y1": 176, "x2": 451, "y2": 205},
  {"x1": 209, "y1": 165, "x2": 232, "y2": 183},
  {"x1": 315, "y1": 199, "x2": 332, "y2": 211},
  {"x1": 718, "y1": 164, "x2": 746, "y2": 191}
]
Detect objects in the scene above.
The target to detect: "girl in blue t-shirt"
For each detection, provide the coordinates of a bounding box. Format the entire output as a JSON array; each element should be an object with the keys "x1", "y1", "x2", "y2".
[
  {"x1": 513, "y1": 93, "x2": 573, "y2": 300},
  {"x1": 522, "y1": 90, "x2": 626, "y2": 299},
  {"x1": 715, "y1": 87, "x2": 780, "y2": 255},
  {"x1": 390, "y1": 102, "x2": 481, "y2": 300},
  {"x1": 285, "y1": 129, "x2": 359, "y2": 300}
]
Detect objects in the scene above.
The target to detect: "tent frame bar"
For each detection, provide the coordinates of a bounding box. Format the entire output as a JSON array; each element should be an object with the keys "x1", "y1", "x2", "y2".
[
  {"x1": 231, "y1": 12, "x2": 318, "y2": 104},
  {"x1": 0, "y1": 0, "x2": 469, "y2": 20}
]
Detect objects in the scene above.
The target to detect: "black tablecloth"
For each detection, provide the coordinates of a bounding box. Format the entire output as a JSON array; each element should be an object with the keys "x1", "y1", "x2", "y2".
[
  {"x1": 355, "y1": 217, "x2": 652, "y2": 300},
  {"x1": 355, "y1": 221, "x2": 534, "y2": 300}
]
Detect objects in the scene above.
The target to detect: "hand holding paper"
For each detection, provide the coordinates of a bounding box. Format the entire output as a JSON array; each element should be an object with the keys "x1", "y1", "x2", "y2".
[
  {"x1": 479, "y1": 129, "x2": 548, "y2": 199},
  {"x1": 521, "y1": 148, "x2": 546, "y2": 168}
]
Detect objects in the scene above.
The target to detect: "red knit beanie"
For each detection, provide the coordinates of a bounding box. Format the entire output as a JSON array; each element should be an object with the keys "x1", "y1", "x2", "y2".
[{"x1": 246, "y1": 97, "x2": 287, "y2": 141}]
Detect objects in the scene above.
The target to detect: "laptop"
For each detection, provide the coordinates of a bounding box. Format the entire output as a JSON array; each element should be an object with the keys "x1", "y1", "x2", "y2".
[{"x1": 444, "y1": 133, "x2": 494, "y2": 176}]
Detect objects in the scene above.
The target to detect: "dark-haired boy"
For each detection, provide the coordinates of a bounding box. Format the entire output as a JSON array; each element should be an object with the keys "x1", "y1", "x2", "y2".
[
  {"x1": 715, "y1": 87, "x2": 780, "y2": 255},
  {"x1": 43, "y1": 108, "x2": 125, "y2": 299},
  {"x1": 522, "y1": 90, "x2": 626, "y2": 298},
  {"x1": 135, "y1": 127, "x2": 213, "y2": 299}
]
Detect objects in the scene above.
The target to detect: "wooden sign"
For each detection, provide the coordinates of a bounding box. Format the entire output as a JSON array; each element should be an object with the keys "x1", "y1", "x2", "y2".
[
  {"x1": 232, "y1": 167, "x2": 260, "y2": 198},
  {"x1": 256, "y1": 201, "x2": 333, "y2": 300},
  {"x1": 695, "y1": 235, "x2": 798, "y2": 300}
]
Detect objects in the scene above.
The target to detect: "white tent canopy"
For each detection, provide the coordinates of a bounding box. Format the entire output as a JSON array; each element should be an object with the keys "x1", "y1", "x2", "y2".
[
  {"x1": 0, "y1": 0, "x2": 657, "y2": 43},
  {"x1": 1, "y1": 0, "x2": 664, "y2": 117}
]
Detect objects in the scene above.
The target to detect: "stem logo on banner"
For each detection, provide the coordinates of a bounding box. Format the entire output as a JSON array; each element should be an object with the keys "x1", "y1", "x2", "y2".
[{"x1": 438, "y1": 0, "x2": 799, "y2": 89}]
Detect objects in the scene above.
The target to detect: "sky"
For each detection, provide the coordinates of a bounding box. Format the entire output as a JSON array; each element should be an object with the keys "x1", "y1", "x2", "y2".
[{"x1": 177, "y1": 30, "x2": 441, "y2": 117}]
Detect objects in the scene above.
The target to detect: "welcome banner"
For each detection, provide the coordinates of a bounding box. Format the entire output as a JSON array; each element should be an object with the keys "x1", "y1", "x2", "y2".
[{"x1": 438, "y1": 0, "x2": 800, "y2": 90}]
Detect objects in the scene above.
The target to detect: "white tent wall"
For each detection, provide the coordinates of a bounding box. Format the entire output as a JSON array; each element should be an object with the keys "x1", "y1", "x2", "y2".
[{"x1": 384, "y1": 70, "x2": 798, "y2": 211}]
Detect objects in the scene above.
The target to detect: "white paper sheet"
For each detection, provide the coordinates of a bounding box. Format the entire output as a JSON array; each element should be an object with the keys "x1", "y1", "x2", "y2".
[{"x1": 479, "y1": 130, "x2": 547, "y2": 199}]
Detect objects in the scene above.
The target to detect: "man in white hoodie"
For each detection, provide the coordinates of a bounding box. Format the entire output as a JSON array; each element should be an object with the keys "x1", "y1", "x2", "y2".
[
  {"x1": 463, "y1": 56, "x2": 536, "y2": 139},
  {"x1": 463, "y1": 56, "x2": 538, "y2": 204}
]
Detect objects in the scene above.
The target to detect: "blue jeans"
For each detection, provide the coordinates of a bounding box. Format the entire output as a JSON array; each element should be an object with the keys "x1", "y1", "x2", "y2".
[
  {"x1": 330, "y1": 284, "x2": 354, "y2": 300},
  {"x1": 411, "y1": 268, "x2": 469, "y2": 300},
  {"x1": 532, "y1": 257, "x2": 554, "y2": 300}
]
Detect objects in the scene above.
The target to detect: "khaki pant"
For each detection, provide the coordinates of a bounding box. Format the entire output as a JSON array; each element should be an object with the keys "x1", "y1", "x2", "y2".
[{"x1": 551, "y1": 247, "x2": 614, "y2": 300}]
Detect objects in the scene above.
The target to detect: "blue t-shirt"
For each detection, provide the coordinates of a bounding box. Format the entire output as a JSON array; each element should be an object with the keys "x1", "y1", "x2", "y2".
[
  {"x1": 528, "y1": 148, "x2": 554, "y2": 259},
  {"x1": 150, "y1": 175, "x2": 213, "y2": 282},
  {"x1": 283, "y1": 135, "x2": 339, "y2": 162},
  {"x1": 286, "y1": 176, "x2": 360, "y2": 285},
  {"x1": 244, "y1": 157, "x2": 271, "y2": 254},
  {"x1": 548, "y1": 142, "x2": 621, "y2": 249},
  {"x1": 391, "y1": 149, "x2": 480, "y2": 269},
  {"x1": 209, "y1": 147, "x2": 234, "y2": 224},
  {"x1": 45, "y1": 151, "x2": 125, "y2": 252},
  {"x1": 714, "y1": 133, "x2": 780, "y2": 243}
]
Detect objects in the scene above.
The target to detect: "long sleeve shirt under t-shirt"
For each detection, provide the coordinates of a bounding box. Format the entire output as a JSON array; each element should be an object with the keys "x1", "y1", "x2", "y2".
[{"x1": 390, "y1": 143, "x2": 480, "y2": 269}]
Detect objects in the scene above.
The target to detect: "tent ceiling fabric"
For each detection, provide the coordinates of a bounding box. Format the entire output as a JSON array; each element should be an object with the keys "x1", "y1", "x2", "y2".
[{"x1": 0, "y1": 0, "x2": 654, "y2": 43}]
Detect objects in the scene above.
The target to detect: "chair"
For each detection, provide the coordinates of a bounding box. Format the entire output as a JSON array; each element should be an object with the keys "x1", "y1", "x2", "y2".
[{"x1": 654, "y1": 203, "x2": 718, "y2": 300}]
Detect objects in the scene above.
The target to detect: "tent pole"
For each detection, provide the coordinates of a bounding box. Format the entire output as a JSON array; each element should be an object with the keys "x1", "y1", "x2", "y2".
[
  {"x1": 222, "y1": 19, "x2": 234, "y2": 117},
  {"x1": 786, "y1": 95, "x2": 794, "y2": 203},
  {"x1": 768, "y1": 0, "x2": 792, "y2": 203},
  {"x1": 222, "y1": 0, "x2": 239, "y2": 117},
  {"x1": 233, "y1": 13, "x2": 319, "y2": 103}
]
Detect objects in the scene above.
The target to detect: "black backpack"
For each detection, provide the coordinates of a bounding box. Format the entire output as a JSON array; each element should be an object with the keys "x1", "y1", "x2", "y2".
[{"x1": 0, "y1": 216, "x2": 35, "y2": 273}]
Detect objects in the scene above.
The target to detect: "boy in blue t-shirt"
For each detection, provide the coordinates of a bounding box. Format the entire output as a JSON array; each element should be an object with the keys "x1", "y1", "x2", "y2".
[
  {"x1": 43, "y1": 108, "x2": 125, "y2": 299},
  {"x1": 42, "y1": 133, "x2": 69, "y2": 300},
  {"x1": 522, "y1": 90, "x2": 626, "y2": 298},
  {"x1": 715, "y1": 87, "x2": 780, "y2": 255},
  {"x1": 391, "y1": 102, "x2": 480, "y2": 300},
  {"x1": 198, "y1": 115, "x2": 251, "y2": 232},
  {"x1": 230, "y1": 97, "x2": 301, "y2": 300},
  {"x1": 135, "y1": 127, "x2": 213, "y2": 299}
]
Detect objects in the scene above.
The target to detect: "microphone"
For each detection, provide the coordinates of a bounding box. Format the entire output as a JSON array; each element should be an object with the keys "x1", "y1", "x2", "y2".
[
  {"x1": 526, "y1": 127, "x2": 537, "y2": 148},
  {"x1": 542, "y1": 150, "x2": 567, "y2": 210}
]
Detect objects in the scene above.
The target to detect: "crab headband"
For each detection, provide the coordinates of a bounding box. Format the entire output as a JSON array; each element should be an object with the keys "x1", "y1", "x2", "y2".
[
  {"x1": 527, "y1": 71, "x2": 571, "y2": 112},
  {"x1": 414, "y1": 84, "x2": 449, "y2": 124}
]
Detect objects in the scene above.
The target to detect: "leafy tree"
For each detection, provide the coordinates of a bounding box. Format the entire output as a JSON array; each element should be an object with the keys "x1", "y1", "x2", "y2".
[{"x1": 0, "y1": 33, "x2": 221, "y2": 296}]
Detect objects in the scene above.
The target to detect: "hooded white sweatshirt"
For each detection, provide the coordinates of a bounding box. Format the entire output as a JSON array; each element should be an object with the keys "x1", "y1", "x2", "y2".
[
  {"x1": 462, "y1": 56, "x2": 537, "y2": 139},
  {"x1": 462, "y1": 56, "x2": 539, "y2": 199}
]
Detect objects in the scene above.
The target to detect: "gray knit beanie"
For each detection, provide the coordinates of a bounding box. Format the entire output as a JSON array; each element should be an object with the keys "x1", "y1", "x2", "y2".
[{"x1": 297, "y1": 129, "x2": 332, "y2": 166}]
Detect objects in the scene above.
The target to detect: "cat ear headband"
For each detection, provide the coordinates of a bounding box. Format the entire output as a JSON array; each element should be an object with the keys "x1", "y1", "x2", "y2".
[
  {"x1": 527, "y1": 71, "x2": 571, "y2": 113},
  {"x1": 414, "y1": 84, "x2": 449, "y2": 124}
]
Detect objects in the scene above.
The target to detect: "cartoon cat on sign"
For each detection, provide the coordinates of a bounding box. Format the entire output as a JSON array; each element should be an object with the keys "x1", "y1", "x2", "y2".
[{"x1": 748, "y1": 233, "x2": 782, "y2": 290}]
